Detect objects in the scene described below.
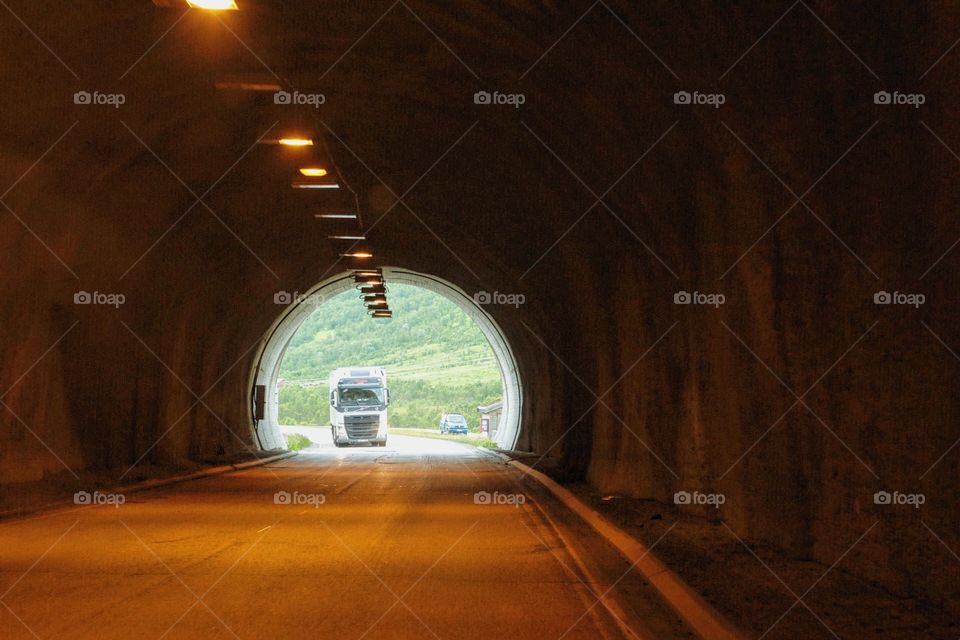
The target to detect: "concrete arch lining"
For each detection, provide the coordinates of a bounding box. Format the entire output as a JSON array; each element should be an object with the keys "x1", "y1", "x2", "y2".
[{"x1": 248, "y1": 267, "x2": 523, "y2": 451}]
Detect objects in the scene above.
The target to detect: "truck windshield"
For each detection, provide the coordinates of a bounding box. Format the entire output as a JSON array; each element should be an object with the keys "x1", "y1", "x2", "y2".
[{"x1": 339, "y1": 387, "x2": 384, "y2": 407}]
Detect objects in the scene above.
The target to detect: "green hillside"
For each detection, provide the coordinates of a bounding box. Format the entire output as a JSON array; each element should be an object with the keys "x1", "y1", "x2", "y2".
[{"x1": 278, "y1": 283, "x2": 502, "y2": 429}]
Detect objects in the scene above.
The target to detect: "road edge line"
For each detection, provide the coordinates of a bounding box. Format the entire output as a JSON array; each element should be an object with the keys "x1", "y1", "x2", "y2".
[{"x1": 503, "y1": 457, "x2": 748, "y2": 640}]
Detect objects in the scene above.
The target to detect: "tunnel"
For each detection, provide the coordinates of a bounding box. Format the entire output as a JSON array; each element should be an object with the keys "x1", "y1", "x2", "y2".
[
  {"x1": 1, "y1": 2, "x2": 959, "y2": 638},
  {"x1": 250, "y1": 267, "x2": 523, "y2": 450}
]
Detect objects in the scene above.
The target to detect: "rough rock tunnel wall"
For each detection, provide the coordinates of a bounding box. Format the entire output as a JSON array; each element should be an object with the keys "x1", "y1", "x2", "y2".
[{"x1": 0, "y1": 1, "x2": 958, "y2": 613}]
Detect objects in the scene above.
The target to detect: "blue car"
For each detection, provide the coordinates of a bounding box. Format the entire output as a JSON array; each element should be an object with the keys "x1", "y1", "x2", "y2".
[{"x1": 439, "y1": 413, "x2": 469, "y2": 435}]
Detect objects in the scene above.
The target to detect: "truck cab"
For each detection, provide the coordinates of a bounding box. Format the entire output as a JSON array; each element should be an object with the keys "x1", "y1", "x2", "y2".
[{"x1": 329, "y1": 367, "x2": 390, "y2": 447}]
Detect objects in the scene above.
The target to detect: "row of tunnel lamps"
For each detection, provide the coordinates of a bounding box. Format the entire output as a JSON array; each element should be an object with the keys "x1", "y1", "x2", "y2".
[
  {"x1": 273, "y1": 137, "x2": 392, "y2": 320},
  {"x1": 151, "y1": 0, "x2": 393, "y2": 318}
]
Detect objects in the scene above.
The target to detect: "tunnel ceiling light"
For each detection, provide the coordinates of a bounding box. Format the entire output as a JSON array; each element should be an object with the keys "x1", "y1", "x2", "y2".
[
  {"x1": 153, "y1": 0, "x2": 238, "y2": 8},
  {"x1": 292, "y1": 177, "x2": 339, "y2": 190},
  {"x1": 341, "y1": 251, "x2": 373, "y2": 259},
  {"x1": 186, "y1": 0, "x2": 238, "y2": 9},
  {"x1": 214, "y1": 74, "x2": 281, "y2": 92},
  {"x1": 371, "y1": 310, "x2": 392, "y2": 318},
  {"x1": 329, "y1": 235, "x2": 366, "y2": 240},
  {"x1": 353, "y1": 268, "x2": 381, "y2": 275},
  {"x1": 277, "y1": 138, "x2": 313, "y2": 147},
  {"x1": 367, "y1": 300, "x2": 388, "y2": 307},
  {"x1": 315, "y1": 213, "x2": 358, "y2": 220},
  {"x1": 290, "y1": 169, "x2": 340, "y2": 189},
  {"x1": 360, "y1": 285, "x2": 387, "y2": 294},
  {"x1": 258, "y1": 137, "x2": 314, "y2": 147},
  {"x1": 299, "y1": 167, "x2": 328, "y2": 177}
]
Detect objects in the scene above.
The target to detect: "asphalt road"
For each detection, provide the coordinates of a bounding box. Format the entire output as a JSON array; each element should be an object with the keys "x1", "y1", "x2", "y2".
[{"x1": 0, "y1": 436, "x2": 691, "y2": 639}]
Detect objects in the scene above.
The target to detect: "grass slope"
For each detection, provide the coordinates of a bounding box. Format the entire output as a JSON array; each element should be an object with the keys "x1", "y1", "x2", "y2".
[{"x1": 278, "y1": 283, "x2": 502, "y2": 430}]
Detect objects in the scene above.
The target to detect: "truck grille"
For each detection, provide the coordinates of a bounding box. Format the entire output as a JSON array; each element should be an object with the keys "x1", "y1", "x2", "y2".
[{"x1": 344, "y1": 415, "x2": 380, "y2": 439}]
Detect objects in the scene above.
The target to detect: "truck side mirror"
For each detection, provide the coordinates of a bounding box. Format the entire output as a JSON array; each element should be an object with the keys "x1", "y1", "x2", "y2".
[
  {"x1": 385, "y1": 389, "x2": 391, "y2": 405},
  {"x1": 329, "y1": 390, "x2": 335, "y2": 407}
]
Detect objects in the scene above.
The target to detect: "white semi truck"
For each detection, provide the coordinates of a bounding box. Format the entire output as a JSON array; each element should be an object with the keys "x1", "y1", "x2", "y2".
[{"x1": 329, "y1": 367, "x2": 390, "y2": 447}]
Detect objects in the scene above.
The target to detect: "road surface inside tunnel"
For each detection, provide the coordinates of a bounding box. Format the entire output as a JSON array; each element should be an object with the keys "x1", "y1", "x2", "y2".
[{"x1": 0, "y1": 436, "x2": 691, "y2": 640}]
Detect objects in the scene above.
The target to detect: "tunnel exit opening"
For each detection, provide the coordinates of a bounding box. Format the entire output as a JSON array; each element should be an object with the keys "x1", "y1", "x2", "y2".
[{"x1": 248, "y1": 268, "x2": 523, "y2": 452}]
